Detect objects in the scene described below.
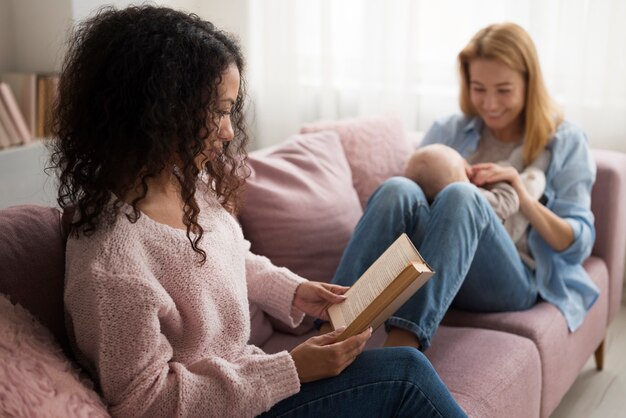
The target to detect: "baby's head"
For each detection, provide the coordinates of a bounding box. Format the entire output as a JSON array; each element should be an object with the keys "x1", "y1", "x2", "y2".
[{"x1": 404, "y1": 144, "x2": 469, "y2": 201}]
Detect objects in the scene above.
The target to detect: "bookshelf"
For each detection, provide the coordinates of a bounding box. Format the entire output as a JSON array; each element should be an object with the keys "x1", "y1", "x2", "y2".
[
  {"x1": 0, "y1": 0, "x2": 244, "y2": 208},
  {"x1": 0, "y1": 0, "x2": 71, "y2": 208}
]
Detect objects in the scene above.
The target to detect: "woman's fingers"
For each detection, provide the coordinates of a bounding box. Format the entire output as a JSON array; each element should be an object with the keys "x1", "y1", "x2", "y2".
[
  {"x1": 319, "y1": 283, "x2": 350, "y2": 302},
  {"x1": 291, "y1": 327, "x2": 371, "y2": 383},
  {"x1": 332, "y1": 327, "x2": 372, "y2": 362},
  {"x1": 323, "y1": 283, "x2": 350, "y2": 295}
]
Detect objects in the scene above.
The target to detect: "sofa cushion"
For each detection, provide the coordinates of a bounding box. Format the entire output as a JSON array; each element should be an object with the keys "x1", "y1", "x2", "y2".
[
  {"x1": 240, "y1": 131, "x2": 363, "y2": 345},
  {"x1": 0, "y1": 205, "x2": 70, "y2": 354},
  {"x1": 260, "y1": 324, "x2": 542, "y2": 418},
  {"x1": 248, "y1": 303, "x2": 274, "y2": 347},
  {"x1": 0, "y1": 292, "x2": 109, "y2": 417},
  {"x1": 442, "y1": 256, "x2": 609, "y2": 417},
  {"x1": 241, "y1": 130, "x2": 362, "y2": 283},
  {"x1": 300, "y1": 115, "x2": 412, "y2": 208},
  {"x1": 426, "y1": 326, "x2": 541, "y2": 418}
]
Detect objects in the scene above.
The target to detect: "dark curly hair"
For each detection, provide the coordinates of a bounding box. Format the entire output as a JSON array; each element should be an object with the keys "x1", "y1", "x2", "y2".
[{"x1": 49, "y1": 5, "x2": 249, "y2": 262}]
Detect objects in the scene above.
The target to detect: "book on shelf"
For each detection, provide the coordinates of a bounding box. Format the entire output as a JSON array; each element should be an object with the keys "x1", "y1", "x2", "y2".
[
  {"x1": 327, "y1": 233, "x2": 434, "y2": 342},
  {"x1": 0, "y1": 72, "x2": 59, "y2": 146},
  {"x1": 0, "y1": 114, "x2": 11, "y2": 149},
  {"x1": 1, "y1": 73, "x2": 37, "y2": 137},
  {"x1": 0, "y1": 82, "x2": 32, "y2": 144},
  {"x1": 36, "y1": 74, "x2": 59, "y2": 139},
  {"x1": 0, "y1": 92, "x2": 22, "y2": 147}
]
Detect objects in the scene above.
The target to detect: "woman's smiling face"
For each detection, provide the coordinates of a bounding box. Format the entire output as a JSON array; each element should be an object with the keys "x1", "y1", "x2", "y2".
[{"x1": 469, "y1": 58, "x2": 526, "y2": 142}]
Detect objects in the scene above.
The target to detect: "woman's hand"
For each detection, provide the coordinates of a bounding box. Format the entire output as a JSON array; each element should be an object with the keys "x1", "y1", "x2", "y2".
[
  {"x1": 290, "y1": 327, "x2": 372, "y2": 383},
  {"x1": 471, "y1": 162, "x2": 574, "y2": 251},
  {"x1": 471, "y1": 163, "x2": 533, "y2": 206},
  {"x1": 293, "y1": 282, "x2": 349, "y2": 320}
]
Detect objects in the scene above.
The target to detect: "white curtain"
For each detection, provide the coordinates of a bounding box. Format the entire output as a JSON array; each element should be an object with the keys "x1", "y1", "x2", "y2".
[{"x1": 247, "y1": 0, "x2": 626, "y2": 151}]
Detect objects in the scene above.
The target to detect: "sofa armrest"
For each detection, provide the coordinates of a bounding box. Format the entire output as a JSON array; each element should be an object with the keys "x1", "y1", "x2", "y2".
[{"x1": 590, "y1": 149, "x2": 626, "y2": 322}]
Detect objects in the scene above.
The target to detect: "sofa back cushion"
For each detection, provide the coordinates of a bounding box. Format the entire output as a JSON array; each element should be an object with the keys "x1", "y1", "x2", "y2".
[
  {"x1": 240, "y1": 131, "x2": 363, "y2": 283},
  {"x1": 0, "y1": 205, "x2": 70, "y2": 354},
  {"x1": 0, "y1": 292, "x2": 109, "y2": 417},
  {"x1": 240, "y1": 131, "x2": 363, "y2": 345},
  {"x1": 300, "y1": 115, "x2": 412, "y2": 208}
]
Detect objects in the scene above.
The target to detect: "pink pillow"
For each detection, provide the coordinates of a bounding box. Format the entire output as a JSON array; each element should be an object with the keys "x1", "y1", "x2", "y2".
[
  {"x1": 0, "y1": 293, "x2": 110, "y2": 417},
  {"x1": 300, "y1": 115, "x2": 412, "y2": 208},
  {"x1": 240, "y1": 130, "x2": 362, "y2": 283},
  {"x1": 0, "y1": 205, "x2": 70, "y2": 354}
]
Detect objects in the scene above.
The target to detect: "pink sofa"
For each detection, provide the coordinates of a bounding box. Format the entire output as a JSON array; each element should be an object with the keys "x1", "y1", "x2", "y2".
[{"x1": 1, "y1": 116, "x2": 625, "y2": 417}]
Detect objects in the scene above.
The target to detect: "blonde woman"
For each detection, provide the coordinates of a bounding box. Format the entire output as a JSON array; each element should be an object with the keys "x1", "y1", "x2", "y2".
[{"x1": 329, "y1": 23, "x2": 597, "y2": 351}]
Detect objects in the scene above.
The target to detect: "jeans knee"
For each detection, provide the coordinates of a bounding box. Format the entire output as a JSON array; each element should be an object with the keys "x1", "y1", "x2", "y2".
[
  {"x1": 436, "y1": 182, "x2": 486, "y2": 211},
  {"x1": 385, "y1": 347, "x2": 432, "y2": 381},
  {"x1": 368, "y1": 176, "x2": 426, "y2": 209}
]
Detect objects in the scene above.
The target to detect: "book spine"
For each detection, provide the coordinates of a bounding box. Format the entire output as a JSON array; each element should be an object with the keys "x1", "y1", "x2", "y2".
[
  {"x1": 0, "y1": 73, "x2": 37, "y2": 137},
  {"x1": 0, "y1": 94, "x2": 22, "y2": 146},
  {"x1": 0, "y1": 83, "x2": 31, "y2": 144},
  {"x1": 0, "y1": 117, "x2": 11, "y2": 149},
  {"x1": 36, "y1": 77, "x2": 46, "y2": 138}
]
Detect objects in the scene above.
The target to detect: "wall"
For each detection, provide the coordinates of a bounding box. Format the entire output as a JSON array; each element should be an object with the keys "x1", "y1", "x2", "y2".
[
  {"x1": 72, "y1": 0, "x2": 205, "y2": 21},
  {"x1": 0, "y1": 0, "x2": 248, "y2": 209},
  {"x1": 69, "y1": 1, "x2": 249, "y2": 54},
  {"x1": 197, "y1": 0, "x2": 249, "y2": 53},
  {"x1": 12, "y1": 0, "x2": 73, "y2": 73},
  {"x1": 0, "y1": 1, "x2": 15, "y2": 72}
]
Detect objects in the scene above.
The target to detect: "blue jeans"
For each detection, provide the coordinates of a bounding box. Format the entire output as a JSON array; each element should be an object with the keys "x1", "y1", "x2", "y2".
[
  {"x1": 259, "y1": 347, "x2": 467, "y2": 417},
  {"x1": 332, "y1": 177, "x2": 538, "y2": 350}
]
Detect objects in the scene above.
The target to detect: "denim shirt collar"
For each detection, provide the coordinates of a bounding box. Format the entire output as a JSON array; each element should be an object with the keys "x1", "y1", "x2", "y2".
[
  {"x1": 463, "y1": 117, "x2": 483, "y2": 135},
  {"x1": 461, "y1": 117, "x2": 484, "y2": 158}
]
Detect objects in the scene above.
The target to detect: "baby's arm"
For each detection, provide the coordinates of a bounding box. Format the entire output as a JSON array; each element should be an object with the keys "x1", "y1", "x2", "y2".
[{"x1": 478, "y1": 181, "x2": 520, "y2": 221}]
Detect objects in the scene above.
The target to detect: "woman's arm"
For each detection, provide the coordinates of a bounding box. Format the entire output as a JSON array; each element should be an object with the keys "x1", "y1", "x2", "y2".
[
  {"x1": 517, "y1": 191, "x2": 574, "y2": 251},
  {"x1": 65, "y1": 268, "x2": 301, "y2": 418},
  {"x1": 245, "y1": 249, "x2": 307, "y2": 327}
]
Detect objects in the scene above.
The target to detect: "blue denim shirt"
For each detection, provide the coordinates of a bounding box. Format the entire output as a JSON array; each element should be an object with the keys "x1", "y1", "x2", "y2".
[{"x1": 421, "y1": 114, "x2": 598, "y2": 331}]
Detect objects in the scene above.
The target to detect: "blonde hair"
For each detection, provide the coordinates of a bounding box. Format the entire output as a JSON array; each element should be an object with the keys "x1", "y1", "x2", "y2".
[{"x1": 458, "y1": 22, "x2": 562, "y2": 166}]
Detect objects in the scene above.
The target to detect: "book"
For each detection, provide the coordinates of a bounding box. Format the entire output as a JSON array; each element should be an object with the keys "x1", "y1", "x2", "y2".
[
  {"x1": 1, "y1": 72, "x2": 37, "y2": 138},
  {"x1": 327, "y1": 233, "x2": 434, "y2": 342},
  {"x1": 0, "y1": 82, "x2": 31, "y2": 144},
  {"x1": 35, "y1": 74, "x2": 59, "y2": 138},
  {"x1": 0, "y1": 116, "x2": 11, "y2": 149},
  {"x1": 0, "y1": 93, "x2": 22, "y2": 146}
]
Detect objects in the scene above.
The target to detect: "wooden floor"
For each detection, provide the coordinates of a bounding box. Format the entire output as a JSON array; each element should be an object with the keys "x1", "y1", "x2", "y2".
[{"x1": 551, "y1": 287, "x2": 626, "y2": 418}]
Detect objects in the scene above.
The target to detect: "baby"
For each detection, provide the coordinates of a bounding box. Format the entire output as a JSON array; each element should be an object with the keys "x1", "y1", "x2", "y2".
[{"x1": 404, "y1": 144, "x2": 550, "y2": 243}]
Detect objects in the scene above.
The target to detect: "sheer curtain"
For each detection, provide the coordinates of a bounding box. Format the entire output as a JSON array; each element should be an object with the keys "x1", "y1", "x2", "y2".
[{"x1": 247, "y1": 0, "x2": 626, "y2": 151}]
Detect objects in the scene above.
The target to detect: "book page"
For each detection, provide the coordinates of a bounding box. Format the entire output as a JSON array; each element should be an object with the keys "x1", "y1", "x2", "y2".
[{"x1": 329, "y1": 234, "x2": 425, "y2": 326}]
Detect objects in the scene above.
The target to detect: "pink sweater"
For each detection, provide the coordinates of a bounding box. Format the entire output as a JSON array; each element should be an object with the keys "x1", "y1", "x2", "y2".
[{"x1": 64, "y1": 190, "x2": 306, "y2": 417}]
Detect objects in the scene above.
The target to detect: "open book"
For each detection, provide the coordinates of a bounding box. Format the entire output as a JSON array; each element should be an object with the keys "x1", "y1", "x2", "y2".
[{"x1": 327, "y1": 233, "x2": 434, "y2": 342}]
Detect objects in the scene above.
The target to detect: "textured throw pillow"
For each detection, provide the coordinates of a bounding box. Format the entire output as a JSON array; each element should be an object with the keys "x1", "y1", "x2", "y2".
[
  {"x1": 300, "y1": 115, "x2": 412, "y2": 208},
  {"x1": 241, "y1": 130, "x2": 363, "y2": 283},
  {"x1": 0, "y1": 293, "x2": 109, "y2": 417},
  {"x1": 0, "y1": 205, "x2": 71, "y2": 354}
]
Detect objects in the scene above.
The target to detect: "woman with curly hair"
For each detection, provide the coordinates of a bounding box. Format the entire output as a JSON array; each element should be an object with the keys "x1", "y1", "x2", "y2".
[{"x1": 52, "y1": 6, "x2": 465, "y2": 418}]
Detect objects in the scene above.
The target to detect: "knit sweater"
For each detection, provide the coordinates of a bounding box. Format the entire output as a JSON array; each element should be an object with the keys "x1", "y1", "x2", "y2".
[{"x1": 64, "y1": 188, "x2": 307, "y2": 418}]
